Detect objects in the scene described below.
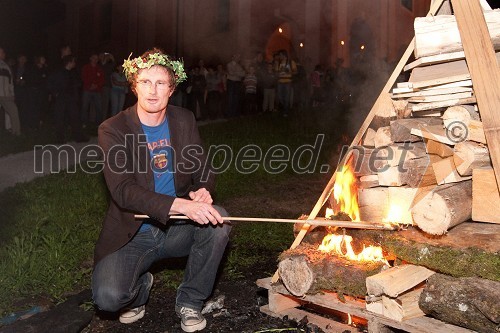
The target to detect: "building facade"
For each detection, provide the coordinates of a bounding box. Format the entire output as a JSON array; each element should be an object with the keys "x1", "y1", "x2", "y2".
[{"x1": 53, "y1": 0, "x2": 430, "y2": 68}]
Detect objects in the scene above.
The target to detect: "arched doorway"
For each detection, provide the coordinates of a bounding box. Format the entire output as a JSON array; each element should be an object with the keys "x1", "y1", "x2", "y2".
[{"x1": 265, "y1": 22, "x2": 294, "y2": 62}]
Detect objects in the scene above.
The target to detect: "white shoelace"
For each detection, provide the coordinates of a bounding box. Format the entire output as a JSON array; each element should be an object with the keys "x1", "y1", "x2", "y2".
[{"x1": 180, "y1": 307, "x2": 199, "y2": 318}]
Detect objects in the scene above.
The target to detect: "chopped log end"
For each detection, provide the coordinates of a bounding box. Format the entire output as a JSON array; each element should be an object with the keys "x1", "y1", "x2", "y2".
[
  {"x1": 412, "y1": 194, "x2": 450, "y2": 235},
  {"x1": 411, "y1": 182, "x2": 472, "y2": 235},
  {"x1": 278, "y1": 255, "x2": 314, "y2": 297},
  {"x1": 279, "y1": 244, "x2": 385, "y2": 298}
]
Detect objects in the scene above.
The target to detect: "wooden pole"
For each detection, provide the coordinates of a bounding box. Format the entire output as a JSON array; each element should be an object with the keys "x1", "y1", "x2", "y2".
[
  {"x1": 270, "y1": 0, "x2": 447, "y2": 283},
  {"x1": 451, "y1": 0, "x2": 500, "y2": 192},
  {"x1": 134, "y1": 214, "x2": 398, "y2": 231}
]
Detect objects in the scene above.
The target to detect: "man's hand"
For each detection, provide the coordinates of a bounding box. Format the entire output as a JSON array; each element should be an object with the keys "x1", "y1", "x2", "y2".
[
  {"x1": 171, "y1": 198, "x2": 222, "y2": 225},
  {"x1": 189, "y1": 188, "x2": 213, "y2": 204}
]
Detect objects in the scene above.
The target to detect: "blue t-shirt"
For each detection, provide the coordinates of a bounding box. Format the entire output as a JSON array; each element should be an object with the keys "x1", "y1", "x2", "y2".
[{"x1": 140, "y1": 117, "x2": 175, "y2": 231}]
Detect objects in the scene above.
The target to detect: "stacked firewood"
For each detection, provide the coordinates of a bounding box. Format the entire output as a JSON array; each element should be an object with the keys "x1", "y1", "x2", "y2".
[{"x1": 354, "y1": 8, "x2": 500, "y2": 236}]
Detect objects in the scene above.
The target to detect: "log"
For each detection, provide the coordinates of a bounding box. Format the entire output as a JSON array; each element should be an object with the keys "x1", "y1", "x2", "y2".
[
  {"x1": 419, "y1": 273, "x2": 500, "y2": 333},
  {"x1": 366, "y1": 264, "x2": 435, "y2": 297},
  {"x1": 378, "y1": 166, "x2": 405, "y2": 187},
  {"x1": 425, "y1": 139, "x2": 453, "y2": 158},
  {"x1": 466, "y1": 120, "x2": 487, "y2": 144},
  {"x1": 382, "y1": 289, "x2": 426, "y2": 322},
  {"x1": 372, "y1": 103, "x2": 397, "y2": 130},
  {"x1": 407, "y1": 56, "x2": 472, "y2": 85},
  {"x1": 278, "y1": 244, "x2": 385, "y2": 298},
  {"x1": 414, "y1": 10, "x2": 500, "y2": 58},
  {"x1": 410, "y1": 124, "x2": 457, "y2": 146},
  {"x1": 404, "y1": 51, "x2": 466, "y2": 72},
  {"x1": 363, "y1": 128, "x2": 376, "y2": 147},
  {"x1": 472, "y1": 168, "x2": 500, "y2": 223},
  {"x1": 377, "y1": 142, "x2": 427, "y2": 167},
  {"x1": 392, "y1": 86, "x2": 472, "y2": 99},
  {"x1": 358, "y1": 187, "x2": 389, "y2": 223},
  {"x1": 407, "y1": 91, "x2": 472, "y2": 103},
  {"x1": 400, "y1": 156, "x2": 438, "y2": 188},
  {"x1": 359, "y1": 174, "x2": 379, "y2": 188},
  {"x1": 390, "y1": 118, "x2": 442, "y2": 143},
  {"x1": 410, "y1": 96, "x2": 476, "y2": 112},
  {"x1": 346, "y1": 223, "x2": 500, "y2": 282},
  {"x1": 358, "y1": 186, "x2": 417, "y2": 224},
  {"x1": 442, "y1": 105, "x2": 480, "y2": 129},
  {"x1": 411, "y1": 181, "x2": 472, "y2": 235},
  {"x1": 391, "y1": 99, "x2": 411, "y2": 119},
  {"x1": 432, "y1": 156, "x2": 471, "y2": 184},
  {"x1": 352, "y1": 147, "x2": 377, "y2": 176},
  {"x1": 453, "y1": 141, "x2": 491, "y2": 176},
  {"x1": 374, "y1": 126, "x2": 393, "y2": 148}
]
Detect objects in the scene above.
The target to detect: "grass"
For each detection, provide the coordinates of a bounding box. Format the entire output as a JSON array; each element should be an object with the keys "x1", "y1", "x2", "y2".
[
  {"x1": 0, "y1": 108, "x2": 345, "y2": 316},
  {"x1": 0, "y1": 125, "x2": 98, "y2": 158}
]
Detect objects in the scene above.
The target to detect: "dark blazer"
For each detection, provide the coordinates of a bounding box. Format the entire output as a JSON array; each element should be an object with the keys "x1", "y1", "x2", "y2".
[{"x1": 94, "y1": 104, "x2": 215, "y2": 264}]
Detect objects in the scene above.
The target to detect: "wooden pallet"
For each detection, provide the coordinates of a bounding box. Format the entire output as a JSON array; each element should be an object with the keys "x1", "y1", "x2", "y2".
[{"x1": 256, "y1": 277, "x2": 476, "y2": 333}]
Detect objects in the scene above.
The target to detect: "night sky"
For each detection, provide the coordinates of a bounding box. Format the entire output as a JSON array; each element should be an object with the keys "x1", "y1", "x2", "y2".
[{"x1": 1, "y1": 0, "x2": 499, "y2": 61}]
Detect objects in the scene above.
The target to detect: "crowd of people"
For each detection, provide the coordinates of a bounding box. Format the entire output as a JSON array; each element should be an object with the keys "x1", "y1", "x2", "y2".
[{"x1": 0, "y1": 45, "x2": 351, "y2": 143}]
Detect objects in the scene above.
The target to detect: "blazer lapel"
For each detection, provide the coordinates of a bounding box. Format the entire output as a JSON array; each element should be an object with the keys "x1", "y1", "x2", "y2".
[{"x1": 125, "y1": 105, "x2": 155, "y2": 190}]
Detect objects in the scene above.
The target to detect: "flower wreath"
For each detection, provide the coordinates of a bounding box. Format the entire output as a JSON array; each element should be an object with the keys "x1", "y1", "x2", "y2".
[{"x1": 122, "y1": 52, "x2": 187, "y2": 86}]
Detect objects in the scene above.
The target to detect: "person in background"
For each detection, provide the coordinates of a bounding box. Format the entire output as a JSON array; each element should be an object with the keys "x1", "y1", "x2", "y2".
[
  {"x1": 205, "y1": 66, "x2": 221, "y2": 120},
  {"x1": 261, "y1": 62, "x2": 277, "y2": 113},
  {"x1": 25, "y1": 55, "x2": 49, "y2": 129},
  {"x1": 110, "y1": 63, "x2": 128, "y2": 116},
  {"x1": 243, "y1": 65, "x2": 258, "y2": 115},
  {"x1": 274, "y1": 50, "x2": 297, "y2": 117},
  {"x1": 47, "y1": 55, "x2": 87, "y2": 143},
  {"x1": 100, "y1": 52, "x2": 115, "y2": 119},
  {"x1": 225, "y1": 53, "x2": 245, "y2": 117},
  {"x1": 92, "y1": 48, "x2": 231, "y2": 332},
  {"x1": 188, "y1": 66, "x2": 207, "y2": 120},
  {"x1": 14, "y1": 54, "x2": 29, "y2": 131},
  {"x1": 0, "y1": 47, "x2": 21, "y2": 135},
  {"x1": 81, "y1": 53, "x2": 105, "y2": 126},
  {"x1": 310, "y1": 64, "x2": 324, "y2": 108}
]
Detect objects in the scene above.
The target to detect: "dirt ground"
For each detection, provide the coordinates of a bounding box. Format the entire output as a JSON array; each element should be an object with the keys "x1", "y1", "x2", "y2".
[{"x1": 82, "y1": 175, "x2": 335, "y2": 333}]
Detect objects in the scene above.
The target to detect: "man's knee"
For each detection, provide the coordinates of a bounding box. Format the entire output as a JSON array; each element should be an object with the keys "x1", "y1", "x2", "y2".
[{"x1": 93, "y1": 284, "x2": 128, "y2": 313}]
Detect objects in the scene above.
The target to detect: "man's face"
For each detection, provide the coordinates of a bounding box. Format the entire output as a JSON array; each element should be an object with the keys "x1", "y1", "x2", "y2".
[{"x1": 135, "y1": 65, "x2": 174, "y2": 115}]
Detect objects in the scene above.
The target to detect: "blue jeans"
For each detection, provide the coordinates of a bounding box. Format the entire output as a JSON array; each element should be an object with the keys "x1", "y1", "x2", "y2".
[
  {"x1": 92, "y1": 205, "x2": 231, "y2": 312},
  {"x1": 81, "y1": 91, "x2": 103, "y2": 125},
  {"x1": 276, "y1": 83, "x2": 292, "y2": 115}
]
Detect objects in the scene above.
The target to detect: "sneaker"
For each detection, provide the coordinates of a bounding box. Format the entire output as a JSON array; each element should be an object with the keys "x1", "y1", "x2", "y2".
[
  {"x1": 175, "y1": 306, "x2": 207, "y2": 332},
  {"x1": 119, "y1": 273, "x2": 153, "y2": 324},
  {"x1": 119, "y1": 305, "x2": 145, "y2": 324}
]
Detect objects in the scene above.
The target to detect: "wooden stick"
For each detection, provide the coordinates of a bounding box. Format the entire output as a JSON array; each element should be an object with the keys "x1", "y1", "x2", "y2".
[
  {"x1": 452, "y1": 0, "x2": 500, "y2": 193},
  {"x1": 270, "y1": 0, "x2": 447, "y2": 283},
  {"x1": 134, "y1": 214, "x2": 398, "y2": 231}
]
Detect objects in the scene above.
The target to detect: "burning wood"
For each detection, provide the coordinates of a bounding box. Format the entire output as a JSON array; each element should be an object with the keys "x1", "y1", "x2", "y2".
[{"x1": 278, "y1": 243, "x2": 387, "y2": 299}]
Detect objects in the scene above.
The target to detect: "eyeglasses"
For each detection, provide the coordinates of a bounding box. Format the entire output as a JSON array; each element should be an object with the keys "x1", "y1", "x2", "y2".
[{"x1": 136, "y1": 79, "x2": 172, "y2": 90}]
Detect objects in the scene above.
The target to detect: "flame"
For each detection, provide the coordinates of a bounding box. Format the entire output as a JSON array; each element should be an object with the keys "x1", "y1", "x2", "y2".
[
  {"x1": 331, "y1": 163, "x2": 360, "y2": 221},
  {"x1": 383, "y1": 203, "x2": 404, "y2": 223},
  {"x1": 318, "y1": 233, "x2": 388, "y2": 265}
]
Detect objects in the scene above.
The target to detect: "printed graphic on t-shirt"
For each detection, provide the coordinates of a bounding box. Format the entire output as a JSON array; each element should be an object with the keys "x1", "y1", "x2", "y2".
[
  {"x1": 142, "y1": 119, "x2": 176, "y2": 196},
  {"x1": 153, "y1": 152, "x2": 168, "y2": 171},
  {"x1": 148, "y1": 138, "x2": 172, "y2": 175}
]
